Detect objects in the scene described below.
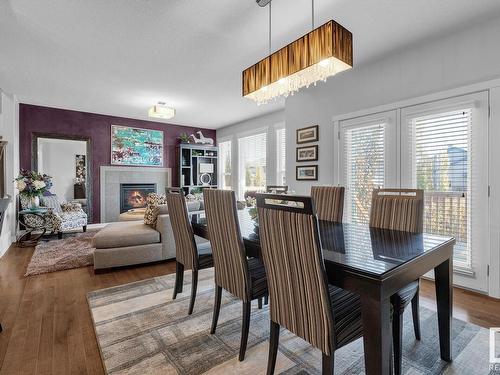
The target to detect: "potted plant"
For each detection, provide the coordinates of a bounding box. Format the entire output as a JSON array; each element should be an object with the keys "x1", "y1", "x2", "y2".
[
  {"x1": 178, "y1": 133, "x2": 191, "y2": 144},
  {"x1": 15, "y1": 170, "x2": 52, "y2": 209}
]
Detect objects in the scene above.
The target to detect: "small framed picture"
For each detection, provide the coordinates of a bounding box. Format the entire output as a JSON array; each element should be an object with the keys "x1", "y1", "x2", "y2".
[
  {"x1": 296, "y1": 145, "x2": 318, "y2": 162},
  {"x1": 296, "y1": 165, "x2": 318, "y2": 181},
  {"x1": 296, "y1": 125, "x2": 319, "y2": 144}
]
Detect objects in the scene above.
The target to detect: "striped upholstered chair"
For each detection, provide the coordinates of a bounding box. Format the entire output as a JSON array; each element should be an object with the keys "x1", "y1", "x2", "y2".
[
  {"x1": 256, "y1": 194, "x2": 363, "y2": 375},
  {"x1": 369, "y1": 188, "x2": 424, "y2": 375},
  {"x1": 166, "y1": 192, "x2": 213, "y2": 315},
  {"x1": 203, "y1": 189, "x2": 268, "y2": 362},
  {"x1": 311, "y1": 186, "x2": 345, "y2": 222}
]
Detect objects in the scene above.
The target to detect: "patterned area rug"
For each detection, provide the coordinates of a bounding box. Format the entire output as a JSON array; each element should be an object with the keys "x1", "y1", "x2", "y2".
[
  {"x1": 25, "y1": 231, "x2": 97, "y2": 276},
  {"x1": 87, "y1": 269, "x2": 493, "y2": 374}
]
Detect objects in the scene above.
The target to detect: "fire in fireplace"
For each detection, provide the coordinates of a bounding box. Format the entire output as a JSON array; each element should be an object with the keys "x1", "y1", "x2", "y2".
[{"x1": 120, "y1": 183, "x2": 157, "y2": 213}]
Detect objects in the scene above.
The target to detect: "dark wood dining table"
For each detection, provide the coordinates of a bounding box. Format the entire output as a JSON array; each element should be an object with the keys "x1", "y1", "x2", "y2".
[{"x1": 191, "y1": 209, "x2": 455, "y2": 375}]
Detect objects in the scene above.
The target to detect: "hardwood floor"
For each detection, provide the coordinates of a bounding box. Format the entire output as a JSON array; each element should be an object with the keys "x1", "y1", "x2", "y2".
[{"x1": 1, "y1": 243, "x2": 499, "y2": 374}]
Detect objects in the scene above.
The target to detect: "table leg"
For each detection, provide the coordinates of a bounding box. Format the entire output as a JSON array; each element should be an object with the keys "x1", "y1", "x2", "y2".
[
  {"x1": 361, "y1": 295, "x2": 393, "y2": 375},
  {"x1": 434, "y1": 257, "x2": 453, "y2": 362}
]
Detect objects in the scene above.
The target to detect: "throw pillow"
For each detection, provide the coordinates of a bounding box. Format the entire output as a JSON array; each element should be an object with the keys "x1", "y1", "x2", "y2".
[
  {"x1": 144, "y1": 193, "x2": 168, "y2": 226},
  {"x1": 40, "y1": 195, "x2": 63, "y2": 213}
]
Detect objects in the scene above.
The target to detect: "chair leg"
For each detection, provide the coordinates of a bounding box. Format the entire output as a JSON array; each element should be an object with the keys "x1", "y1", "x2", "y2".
[
  {"x1": 57, "y1": 231, "x2": 63, "y2": 239},
  {"x1": 321, "y1": 352, "x2": 335, "y2": 375},
  {"x1": 210, "y1": 285, "x2": 222, "y2": 334},
  {"x1": 411, "y1": 289, "x2": 421, "y2": 341},
  {"x1": 392, "y1": 301, "x2": 404, "y2": 375},
  {"x1": 264, "y1": 294, "x2": 269, "y2": 305},
  {"x1": 239, "y1": 301, "x2": 251, "y2": 361},
  {"x1": 258, "y1": 297, "x2": 263, "y2": 309},
  {"x1": 83, "y1": 225, "x2": 87, "y2": 232},
  {"x1": 267, "y1": 321, "x2": 280, "y2": 375},
  {"x1": 172, "y1": 261, "x2": 184, "y2": 300},
  {"x1": 0, "y1": 323, "x2": 3, "y2": 332},
  {"x1": 188, "y1": 269, "x2": 198, "y2": 315}
]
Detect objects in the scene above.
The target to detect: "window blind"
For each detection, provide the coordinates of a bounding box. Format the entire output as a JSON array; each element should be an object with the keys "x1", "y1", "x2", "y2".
[
  {"x1": 276, "y1": 128, "x2": 286, "y2": 185},
  {"x1": 344, "y1": 123, "x2": 385, "y2": 224},
  {"x1": 409, "y1": 109, "x2": 472, "y2": 269},
  {"x1": 238, "y1": 132, "x2": 267, "y2": 197},
  {"x1": 219, "y1": 140, "x2": 232, "y2": 190}
]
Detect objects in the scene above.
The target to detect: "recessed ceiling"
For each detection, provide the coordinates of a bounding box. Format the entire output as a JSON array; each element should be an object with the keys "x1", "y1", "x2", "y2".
[{"x1": 1, "y1": 0, "x2": 500, "y2": 129}]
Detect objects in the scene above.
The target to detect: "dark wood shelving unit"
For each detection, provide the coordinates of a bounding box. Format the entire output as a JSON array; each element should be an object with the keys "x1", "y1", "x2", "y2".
[{"x1": 177, "y1": 144, "x2": 218, "y2": 195}]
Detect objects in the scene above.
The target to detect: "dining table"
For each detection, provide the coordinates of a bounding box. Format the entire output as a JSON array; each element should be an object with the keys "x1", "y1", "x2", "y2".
[{"x1": 191, "y1": 208, "x2": 455, "y2": 375}]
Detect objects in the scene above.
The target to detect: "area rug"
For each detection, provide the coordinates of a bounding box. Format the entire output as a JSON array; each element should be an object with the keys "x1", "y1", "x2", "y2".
[
  {"x1": 25, "y1": 231, "x2": 97, "y2": 276},
  {"x1": 87, "y1": 269, "x2": 494, "y2": 374}
]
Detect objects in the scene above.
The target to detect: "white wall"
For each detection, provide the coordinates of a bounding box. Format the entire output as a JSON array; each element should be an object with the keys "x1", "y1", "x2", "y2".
[
  {"x1": 216, "y1": 110, "x2": 285, "y2": 196},
  {"x1": 0, "y1": 90, "x2": 19, "y2": 257},
  {"x1": 37, "y1": 138, "x2": 87, "y2": 202},
  {"x1": 285, "y1": 15, "x2": 500, "y2": 194}
]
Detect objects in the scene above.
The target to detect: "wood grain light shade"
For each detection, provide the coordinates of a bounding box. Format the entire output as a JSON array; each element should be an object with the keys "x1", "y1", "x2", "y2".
[{"x1": 242, "y1": 20, "x2": 353, "y2": 97}]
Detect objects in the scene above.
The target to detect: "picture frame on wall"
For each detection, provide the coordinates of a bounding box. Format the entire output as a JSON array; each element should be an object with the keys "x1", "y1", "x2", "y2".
[
  {"x1": 296, "y1": 165, "x2": 318, "y2": 181},
  {"x1": 296, "y1": 145, "x2": 318, "y2": 162},
  {"x1": 111, "y1": 125, "x2": 164, "y2": 166},
  {"x1": 296, "y1": 125, "x2": 319, "y2": 144}
]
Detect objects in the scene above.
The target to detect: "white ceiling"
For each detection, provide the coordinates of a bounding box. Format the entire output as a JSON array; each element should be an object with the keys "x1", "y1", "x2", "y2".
[{"x1": 1, "y1": 0, "x2": 500, "y2": 129}]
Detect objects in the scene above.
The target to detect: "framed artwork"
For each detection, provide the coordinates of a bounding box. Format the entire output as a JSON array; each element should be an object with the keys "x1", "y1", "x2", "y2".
[
  {"x1": 111, "y1": 125, "x2": 163, "y2": 166},
  {"x1": 296, "y1": 125, "x2": 319, "y2": 144},
  {"x1": 296, "y1": 145, "x2": 318, "y2": 162},
  {"x1": 296, "y1": 165, "x2": 318, "y2": 181},
  {"x1": 75, "y1": 154, "x2": 86, "y2": 181}
]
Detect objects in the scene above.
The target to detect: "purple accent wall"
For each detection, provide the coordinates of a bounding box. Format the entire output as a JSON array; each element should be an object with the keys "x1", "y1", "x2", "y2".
[{"x1": 19, "y1": 104, "x2": 216, "y2": 223}]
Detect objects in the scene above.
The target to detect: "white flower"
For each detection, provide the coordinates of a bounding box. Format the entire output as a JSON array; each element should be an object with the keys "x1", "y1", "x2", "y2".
[
  {"x1": 33, "y1": 180, "x2": 46, "y2": 190},
  {"x1": 16, "y1": 180, "x2": 26, "y2": 191}
]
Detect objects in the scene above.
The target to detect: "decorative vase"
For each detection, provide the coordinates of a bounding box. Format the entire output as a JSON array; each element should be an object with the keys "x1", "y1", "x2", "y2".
[{"x1": 28, "y1": 196, "x2": 40, "y2": 209}]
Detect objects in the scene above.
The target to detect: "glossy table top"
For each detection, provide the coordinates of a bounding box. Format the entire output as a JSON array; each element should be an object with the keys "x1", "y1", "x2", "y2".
[{"x1": 191, "y1": 208, "x2": 455, "y2": 279}]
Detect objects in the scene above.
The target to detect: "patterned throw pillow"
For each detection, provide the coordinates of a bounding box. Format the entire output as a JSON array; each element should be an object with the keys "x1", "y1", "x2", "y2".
[
  {"x1": 40, "y1": 195, "x2": 63, "y2": 213},
  {"x1": 144, "y1": 193, "x2": 168, "y2": 226}
]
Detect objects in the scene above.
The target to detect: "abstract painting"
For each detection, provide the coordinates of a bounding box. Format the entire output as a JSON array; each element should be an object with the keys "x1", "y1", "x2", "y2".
[{"x1": 111, "y1": 125, "x2": 163, "y2": 166}]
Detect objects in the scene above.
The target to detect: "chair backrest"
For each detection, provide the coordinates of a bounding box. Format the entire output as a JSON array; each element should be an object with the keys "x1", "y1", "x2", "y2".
[
  {"x1": 256, "y1": 193, "x2": 335, "y2": 355},
  {"x1": 310, "y1": 186, "x2": 345, "y2": 222},
  {"x1": 369, "y1": 188, "x2": 424, "y2": 233},
  {"x1": 166, "y1": 192, "x2": 198, "y2": 269},
  {"x1": 203, "y1": 189, "x2": 250, "y2": 301},
  {"x1": 266, "y1": 185, "x2": 288, "y2": 193}
]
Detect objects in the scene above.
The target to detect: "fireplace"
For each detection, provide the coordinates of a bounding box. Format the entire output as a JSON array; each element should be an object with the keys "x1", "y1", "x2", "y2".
[{"x1": 119, "y1": 183, "x2": 157, "y2": 213}]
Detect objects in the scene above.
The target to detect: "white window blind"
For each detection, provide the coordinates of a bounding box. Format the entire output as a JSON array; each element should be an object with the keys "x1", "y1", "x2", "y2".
[
  {"x1": 238, "y1": 132, "x2": 267, "y2": 198},
  {"x1": 276, "y1": 128, "x2": 286, "y2": 185},
  {"x1": 218, "y1": 140, "x2": 232, "y2": 190},
  {"x1": 344, "y1": 123, "x2": 385, "y2": 224},
  {"x1": 409, "y1": 109, "x2": 472, "y2": 269}
]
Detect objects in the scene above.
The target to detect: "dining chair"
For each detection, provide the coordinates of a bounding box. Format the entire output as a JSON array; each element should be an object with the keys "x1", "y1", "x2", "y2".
[
  {"x1": 166, "y1": 191, "x2": 213, "y2": 315},
  {"x1": 311, "y1": 186, "x2": 345, "y2": 222},
  {"x1": 256, "y1": 193, "x2": 363, "y2": 375},
  {"x1": 266, "y1": 185, "x2": 288, "y2": 194},
  {"x1": 369, "y1": 188, "x2": 424, "y2": 375},
  {"x1": 203, "y1": 189, "x2": 268, "y2": 361}
]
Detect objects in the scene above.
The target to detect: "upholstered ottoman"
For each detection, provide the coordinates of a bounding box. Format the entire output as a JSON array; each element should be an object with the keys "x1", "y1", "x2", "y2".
[{"x1": 93, "y1": 221, "x2": 163, "y2": 270}]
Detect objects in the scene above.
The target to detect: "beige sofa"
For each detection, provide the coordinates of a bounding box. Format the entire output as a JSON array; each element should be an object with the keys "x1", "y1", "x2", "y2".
[{"x1": 93, "y1": 203, "x2": 205, "y2": 271}]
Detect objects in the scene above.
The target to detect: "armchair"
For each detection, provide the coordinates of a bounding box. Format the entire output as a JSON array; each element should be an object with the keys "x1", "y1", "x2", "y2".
[{"x1": 19, "y1": 194, "x2": 87, "y2": 239}]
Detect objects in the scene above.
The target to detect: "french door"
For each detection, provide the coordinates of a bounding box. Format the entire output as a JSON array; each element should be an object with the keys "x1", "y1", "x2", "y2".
[
  {"x1": 338, "y1": 111, "x2": 398, "y2": 224},
  {"x1": 401, "y1": 92, "x2": 489, "y2": 292}
]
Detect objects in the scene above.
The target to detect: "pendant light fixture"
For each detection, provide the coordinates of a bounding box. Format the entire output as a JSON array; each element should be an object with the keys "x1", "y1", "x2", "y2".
[
  {"x1": 148, "y1": 102, "x2": 175, "y2": 120},
  {"x1": 243, "y1": 0, "x2": 353, "y2": 105}
]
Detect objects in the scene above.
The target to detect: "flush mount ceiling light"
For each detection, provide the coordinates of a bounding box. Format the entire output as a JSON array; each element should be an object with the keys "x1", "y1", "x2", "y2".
[
  {"x1": 148, "y1": 102, "x2": 175, "y2": 120},
  {"x1": 243, "y1": 0, "x2": 353, "y2": 105}
]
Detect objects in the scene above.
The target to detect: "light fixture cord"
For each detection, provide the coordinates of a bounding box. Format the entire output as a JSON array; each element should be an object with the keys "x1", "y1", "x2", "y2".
[
  {"x1": 311, "y1": 0, "x2": 315, "y2": 29},
  {"x1": 268, "y1": 1, "x2": 272, "y2": 55}
]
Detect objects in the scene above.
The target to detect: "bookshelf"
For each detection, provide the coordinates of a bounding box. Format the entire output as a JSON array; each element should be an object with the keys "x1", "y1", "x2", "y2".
[{"x1": 178, "y1": 144, "x2": 218, "y2": 195}]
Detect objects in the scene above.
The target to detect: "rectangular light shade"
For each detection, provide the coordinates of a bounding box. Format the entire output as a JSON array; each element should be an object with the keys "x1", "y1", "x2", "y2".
[
  {"x1": 148, "y1": 105, "x2": 175, "y2": 119},
  {"x1": 242, "y1": 20, "x2": 353, "y2": 104}
]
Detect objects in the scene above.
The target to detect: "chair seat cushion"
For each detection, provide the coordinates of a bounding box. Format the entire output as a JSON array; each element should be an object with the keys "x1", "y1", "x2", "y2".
[
  {"x1": 328, "y1": 285, "x2": 363, "y2": 349},
  {"x1": 392, "y1": 280, "x2": 419, "y2": 313},
  {"x1": 248, "y1": 258, "x2": 268, "y2": 299},
  {"x1": 93, "y1": 221, "x2": 160, "y2": 249}
]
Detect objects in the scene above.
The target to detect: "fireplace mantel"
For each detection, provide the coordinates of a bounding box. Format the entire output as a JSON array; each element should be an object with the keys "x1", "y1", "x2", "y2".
[{"x1": 100, "y1": 166, "x2": 171, "y2": 223}]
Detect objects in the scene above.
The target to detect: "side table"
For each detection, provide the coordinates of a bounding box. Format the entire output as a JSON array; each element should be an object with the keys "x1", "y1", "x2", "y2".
[{"x1": 17, "y1": 208, "x2": 49, "y2": 247}]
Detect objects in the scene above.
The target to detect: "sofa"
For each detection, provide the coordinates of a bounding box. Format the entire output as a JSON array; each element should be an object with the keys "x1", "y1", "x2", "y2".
[{"x1": 92, "y1": 198, "x2": 205, "y2": 271}]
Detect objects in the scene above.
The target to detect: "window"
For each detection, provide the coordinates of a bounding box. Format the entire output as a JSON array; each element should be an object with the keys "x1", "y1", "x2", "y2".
[
  {"x1": 339, "y1": 111, "x2": 397, "y2": 224},
  {"x1": 218, "y1": 140, "x2": 232, "y2": 190},
  {"x1": 276, "y1": 127, "x2": 286, "y2": 185},
  {"x1": 238, "y1": 132, "x2": 267, "y2": 198}
]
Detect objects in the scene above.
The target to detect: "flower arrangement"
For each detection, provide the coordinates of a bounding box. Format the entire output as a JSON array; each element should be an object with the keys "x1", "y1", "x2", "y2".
[{"x1": 15, "y1": 170, "x2": 52, "y2": 198}]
